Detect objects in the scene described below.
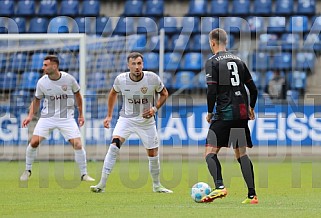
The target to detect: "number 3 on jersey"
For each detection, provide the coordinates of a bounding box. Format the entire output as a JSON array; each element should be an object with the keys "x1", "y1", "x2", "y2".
[{"x1": 227, "y1": 62, "x2": 240, "y2": 86}]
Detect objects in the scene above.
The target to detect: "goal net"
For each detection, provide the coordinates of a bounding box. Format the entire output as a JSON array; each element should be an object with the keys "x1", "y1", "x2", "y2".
[{"x1": 0, "y1": 34, "x2": 137, "y2": 147}]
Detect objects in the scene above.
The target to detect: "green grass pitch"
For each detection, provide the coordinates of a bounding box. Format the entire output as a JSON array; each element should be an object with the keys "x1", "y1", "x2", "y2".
[{"x1": 1, "y1": 159, "x2": 321, "y2": 217}]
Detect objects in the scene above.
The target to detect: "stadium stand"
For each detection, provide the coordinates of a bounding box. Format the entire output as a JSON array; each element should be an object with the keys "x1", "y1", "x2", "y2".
[
  {"x1": 38, "y1": 0, "x2": 58, "y2": 16},
  {"x1": 209, "y1": 0, "x2": 228, "y2": 16},
  {"x1": 145, "y1": 0, "x2": 164, "y2": 17},
  {"x1": 0, "y1": 0, "x2": 14, "y2": 16},
  {"x1": 187, "y1": 0, "x2": 207, "y2": 16},
  {"x1": 81, "y1": 0, "x2": 100, "y2": 16},
  {"x1": 231, "y1": 0, "x2": 251, "y2": 16},
  {"x1": 16, "y1": 0, "x2": 36, "y2": 17},
  {"x1": 275, "y1": 0, "x2": 294, "y2": 15},
  {"x1": 60, "y1": 0, "x2": 79, "y2": 16},
  {"x1": 123, "y1": 0, "x2": 144, "y2": 16},
  {"x1": 29, "y1": 17, "x2": 49, "y2": 33},
  {"x1": 253, "y1": 0, "x2": 272, "y2": 15}
]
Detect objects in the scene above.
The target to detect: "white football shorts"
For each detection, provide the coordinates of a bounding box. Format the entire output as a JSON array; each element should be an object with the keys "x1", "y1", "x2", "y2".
[
  {"x1": 33, "y1": 117, "x2": 81, "y2": 140},
  {"x1": 113, "y1": 117, "x2": 159, "y2": 149}
]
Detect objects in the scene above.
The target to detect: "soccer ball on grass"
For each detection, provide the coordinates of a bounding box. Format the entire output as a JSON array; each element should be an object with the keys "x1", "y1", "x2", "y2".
[{"x1": 190, "y1": 182, "x2": 212, "y2": 203}]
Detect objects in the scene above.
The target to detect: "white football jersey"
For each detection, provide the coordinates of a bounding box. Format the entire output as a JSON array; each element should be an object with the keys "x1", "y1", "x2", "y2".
[
  {"x1": 113, "y1": 71, "x2": 164, "y2": 125},
  {"x1": 35, "y1": 71, "x2": 80, "y2": 119}
]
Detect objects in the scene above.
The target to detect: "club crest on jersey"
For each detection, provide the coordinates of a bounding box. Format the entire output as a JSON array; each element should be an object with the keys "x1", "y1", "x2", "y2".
[
  {"x1": 61, "y1": 85, "x2": 68, "y2": 91},
  {"x1": 141, "y1": 87, "x2": 148, "y2": 94}
]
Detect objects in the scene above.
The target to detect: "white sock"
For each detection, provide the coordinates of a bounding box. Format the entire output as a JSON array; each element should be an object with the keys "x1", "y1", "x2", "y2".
[
  {"x1": 100, "y1": 144, "x2": 119, "y2": 186},
  {"x1": 26, "y1": 144, "x2": 37, "y2": 171},
  {"x1": 74, "y1": 148, "x2": 87, "y2": 176},
  {"x1": 148, "y1": 155, "x2": 160, "y2": 187}
]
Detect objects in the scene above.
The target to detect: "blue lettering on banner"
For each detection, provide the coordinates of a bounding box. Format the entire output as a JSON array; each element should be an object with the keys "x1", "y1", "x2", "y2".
[{"x1": 0, "y1": 105, "x2": 321, "y2": 146}]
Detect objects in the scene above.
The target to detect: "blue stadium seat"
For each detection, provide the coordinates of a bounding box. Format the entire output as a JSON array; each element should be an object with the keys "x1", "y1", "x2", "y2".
[
  {"x1": 10, "y1": 53, "x2": 28, "y2": 71},
  {"x1": 58, "y1": 53, "x2": 73, "y2": 70},
  {"x1": 31, "y1": 53, "x2": 48, "y2": 70},
  {"x1": 123, "y1": 0, "x2": 143, "y2": 16},
  {"x1": 132, "y1": 34, "x2": 147, "y2": 51},
  {"x1": 0, "y1": 0, "x2": 14, "y2": 16},
  {"x1": 87, "y1": 72, "x2": 107, "y2": 90},
  {"x1": 145, "y1": 0, "x2": 164, "y2": 17},
  {"x1": 227, "y1": 34, "x2": 235, "y2": 50},
  {"x1": 0, "y1": 72, "x2": 17, "y2": 91},
  {"x1": 11, "y1": 89, "x2": 33, "y2": 108},
  {"x1": 187, "y1": 0, "x2": 207, "y2": 16},
  {"x1": 137, "y1": 17, "x2": 158, "y2": 34},
  {"x1": 160, "y1": 72, "x2": 173, "y2": 89},
  {"x1": 0, "y1": 17, "x2": 6, "y2": 33},
  {"x1": 0, "y1": 53, "x2": 7, "y2": 69},
  {"x1": 223, "y1": 17, "x2": 243, "y2": 33},
  {"x1": 81, "y1": 0, "x2": 100, "y2": 16},
  {"x1": 286, "y1": 89, "x2": 299, "y2": 103},
  {"x1": 210, "y1": 0, "x2": 228, "y2": 16},
  {"x1": 159, "y1": 17, "x2": 178, "y2": 34},
  {"x1": 174, "y1": 71, "x2": 195, "y2": 89},
  {"x1": 95, "y1": 53, "x2": 116, "y2": 72},
  {"x1": 287, "y1": 16, "x2": 309, "y2": 32},
  {"x1": 252, "y1": 52, "x2": 270, "y2": 71},
  {"x1": 275, "y1": 0, "x2": 294, "y2": 15},
  {"x1": 60, "y1": 0, "x2": 79, "y2": 16},
  {"x1": 48, "y1": 16, "x2": 69, "y2": 33},
  {"x1": 149, "y1": 34, "x2": 170, "y2": 51},
  {"x1": 114, "y1": 17, "x2": 135, "y2": 35},
  {"x1": 20, "y1": 72, "x2": 40, "y2": 90},
  {"x1": 72, "y1": 17, "x2": 91, "y2": 33},
  {"x1": 296, "y1": 52, "x2": 315, "y2": 70},
  {"x1": 281, "y1": 33, "x2": 300, "y2": 51},
  {"x1": 38, "y1": 0, "x2": 57, "y2": 16},
  {"x1": 246, "y1": 17, "x2": 265, "y2": 33},
  {"x1": 303, "y1": 33, "x2": 321, "y2": 51},
  {"x1": 29, "y1": 17, "x2": 49, "y2": 33},
  {"x1": 181, "y1": 52, "x2": 202, "y2": 71},
  {"x1": 143, "y1": 52, "x2": 159, "y2": 71},
  {"x1": 287, "y1": 71, "x2": 307, "y2": 90},
  {"x1": 253, "y1": 0, "x2": 272, "y2": 15},
  {"x1": 273, "y1": 52, "x2": 292, "y2": 70},
  {"x1": 200, "y1": 17, "x2": 219, "y2": 34},
  {"x1": 297, "y1": 0, "x2": 315, "y2": 15},
  {"x1": 231, "y1": 0, "x2": 250, "y2": 16},
  {"x1": 171, "y1": 34, "x2": 191, "y2": 51},
  {"x1": 16, "y1": 0, "x2": 35, "y2": 16},
  {"x1": 1, "y1": 17, "x2": 22, "y2": 33},
  {"x1": 181, "y1": 17, "x2": 200, "y2": 33},
  {"x1": 12, "y1": 17, "x2": 26, "y2": 33},
  {"x1": 258, "y1": 34, "x2": 279, "y2": 51},
  {"x1": 310, "y1": 16, "x2": 321, "y2": 33},
  {"x1": 268, "y1": 17, "x2": 286, "y2": 33},
  {"x1": 192, "y1": 34, "x2": 210, "y2": 51},
  {"x1": 164, "y1": 52, "x2": 182, "y2": 71},
  {"x1": 96, "y1": 16, "x2": 113, "y2": 35}
]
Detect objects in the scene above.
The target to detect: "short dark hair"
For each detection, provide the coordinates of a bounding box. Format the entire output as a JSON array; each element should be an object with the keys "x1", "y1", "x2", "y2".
[
  {"x1": 127, "y1": 52, "x2": 143, "y2": 62},
  {"x1": 44, "y1": 55, "x2": 59, "y2": 66},
  {"x1": 209, "y1": 28, "x2": 227, "y2": 45}
]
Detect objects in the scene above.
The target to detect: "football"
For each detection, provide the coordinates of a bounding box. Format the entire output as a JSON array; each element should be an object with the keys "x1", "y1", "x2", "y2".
[{"x1": 190, "y1": 182, "x2": 212, "y2": 203}]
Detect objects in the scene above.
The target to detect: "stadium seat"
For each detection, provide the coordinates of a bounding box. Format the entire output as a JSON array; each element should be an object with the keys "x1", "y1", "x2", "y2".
[
  {"x1": 11, "y1": 17, "x2": 26, "y2": 33},
  {"x1": 174, "y1": 71, "x2": 195, "y2": 89},
  {"x1": 209, "y1": 0, "x2": 228, "y2": 16},
  {"x1": 246, "y1": 17, "x2": 265, "y2": 33},
  {"x1": 137, "y1": 17, "x2": 158, "y2": 34},
  {"x1": 223, "y1": 17, "x2": 243, "y2": 33},
  {"x1": 10, "y1": 89, "x2": 33, "y2": 108},
  {"x1": 143, "y1": 52, "x2": 159, "y2": 71},
  {"x1": 160, "y1": 72, "x2": 173, "y2": 89},
  {"x1": 114, "y1": 17, "x2": 135, "y2": 35},
  {"x1": 192, "y1": 34, "x2": 211, "y2": 51},
  {"x1": 286, "y1": 89, "x2": 299, "y2": 103},
  {"x1": 0, "y1": 0, "x2": 14, "y2": 16},
  {"x1": 275, "y1": 0, "x2": 294, "y2": 15},
  {"x1": 252, "y1": 52, "x2": 270, "y2": 71},
  {"x1": 87, "y1": 72, "x2": 107, "y2": 90},
  {"x1": 272, "y1": 52, "x2": 292, "y2": 70},
  {"x1": 295, "y1": 52, "x2": 315, "y2": 70},
  {"x1": 20, "y1": 72, "x2": 40, "y2": 90},
  {"x1": 159, "y1": 17, "x2": 178, "y2": 34},
  {"x1": 38, "y1": 0, "x2": 58, "y2": 16},
  {"x1": 10, "y1": 53, "x2": 28, "y2": 71},
  {"x1": 253, "y1": 0, "x2": 272, "y2": 15},
  {"x1": 96, "y1": 16, "x2": 113, "y2": 35},
  {"x1": 123, "y1": 0, "x2": 143, "y2": 16},
  {"x1": 0, "y1": 72, "x2": 17, "y2": 91},
  {"x1": 231, "y1": 0, "x2": 250, "y2": 16},
  {"x1": 16, "y1": 0, "x2": 35, "y2": 16},
  {"x1": 287, "y1": 71, "x2": 307, "y2": 90},
  {"x1": 170, "y1": 34, "x2": 191, "y2": 51},
  {"x1": 149, "y1": 34, "x2": 170, "y2": 51},
  {"x1": 164, "y1": 52, "x2": 182, "y2": 71},
  {"x1": 0, "y1": 53, "x2": 7, "y2": 69},
  {"x1": 48, "y1": 16, "x2": 69, "y2": 33},
  {"x1": 227, "y1": 34, "x2": 235, "y2": 50},
  {"x1": 81, "y1": 0, "x2": 100, "y2": 16},
  {"x1": 181, "y1": 52, "x2": 202, "y2": 71},
  {"x1": 145, "y1": 0, "x2": 164, "y2": 17},
  {"x1": 287, "y1": 16, "x2": 309, "y2": 32},
  {"x1": 58, "y1": 53, "x2": 73, "y2": 70},
  {"x1": 297, "y1": 0, "x2": 315, "y2": 15},
  {"x1": 310, "y1": 16, "x2": 321, "y2": 33},
  {"x1": 258, "y1": 34, "x2": 279, "y2": 51},
  {"x1": 94, "y1": 53, "x2": 116, "y2": 72},
  {"x1": 187, "y1": 0, "x2": 207, "y2": 16},
  {"x1": 132, "y1": 34, "x2": 147, "y2": 51},
  {"x1": 281, "y1": 33, "x2": 300, "y2": 51},
  {"x1": 200, "y1": 17, "x2": 219, "y2": 34},
  {"x1": 72, "y1": 17, "x2": 92, "y2": 33},
  {"x1": 31, "y1": 53, "x2": 48, "y2": 70},
  {"x1": 29, "y1": 17, "x2": 49, "y2": 33},
  {"x1": 181, "y1": 17, "x2": 200, "y2": 33},
  {"x1": 0, "y1": 17, "x2": 6, "y2": 33},
  {"x1": 268, "y1": 17, "x2": 286, "y2": 33},
  {"x1": 303, "y1": 33, "x2": 321, "y2": 51},
  {"x1": 60, "y1": 0, "x2": 79, "y2": 16}
]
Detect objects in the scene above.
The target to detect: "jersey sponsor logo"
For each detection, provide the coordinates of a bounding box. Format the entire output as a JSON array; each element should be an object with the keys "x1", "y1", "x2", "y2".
[
  {"x1": 141, "y1": 87, "x2": 148, "y2": 94},
  {"x1": 49, "y1": 94, "x2": 68, "y2": 101},
  {"x1": 61, "y1": 85, "x2": 68, "y2": 91},
  {"x1": 128, "y1": 98, "x2": 149, "y2": 104}
]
